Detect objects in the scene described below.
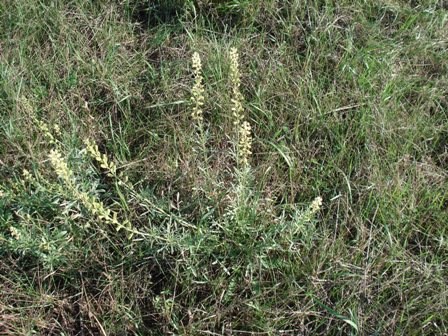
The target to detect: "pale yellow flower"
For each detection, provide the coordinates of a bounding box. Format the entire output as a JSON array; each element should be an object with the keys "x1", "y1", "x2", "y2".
[
  {"x1": 84, "y1": 139, "x2": 117, "y2": 177},
  {"x1": 48, "y1": 148, "x2": 132, "y2": 234},
  {"x1": 49, "y1": 149, "x2": 73, "y2": 185},
  {"x1": 229, "y1": 47, "x2": 244, "y2": 127},
  {"x1": 191, "y1": 52, "x2": 205, "y2": 124},
  {"x1": 9, "y1": 226, "x2": 21, "y2": 239},
  {"x1": 238, "y1": 121, "x2": 253, "y2": 167},
  {"x1": 310, "y1": 196, "x2": 323, "y2": 213}
]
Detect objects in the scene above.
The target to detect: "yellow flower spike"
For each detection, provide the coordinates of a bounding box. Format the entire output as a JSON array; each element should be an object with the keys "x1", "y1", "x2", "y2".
[
  {"x1": 229, "y1": 48, "x2": 253, "y2": 169},
  {"x1": 191, "y1": 52, "x2": 205, "y2": 124},
  {"x1": 22, "y1": 100, "x2": 59, "y2": 147},
  {"x1": 48, "y1": 149, "x2": 74, "y2": 185},
  {"x1": 34, "y1": 118, "x2": 58, "y2": 146},
  {"x1": 238, "y1": 121, "x2": 253, "y2": 167},
  {"x1": 230, "y1": 47, "x2": 244, "y2": 127},
  {"x1": 84, "y1": 139, "x2": 117, "y2": 177},
  {"x1": 48, "y1": 148, "x2": 131, "y2": 234}
]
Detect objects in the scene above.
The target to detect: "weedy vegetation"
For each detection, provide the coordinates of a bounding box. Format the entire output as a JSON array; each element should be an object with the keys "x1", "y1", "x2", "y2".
[{"x1": 0, "y1": 0, "x2": 447, "y2": 335}]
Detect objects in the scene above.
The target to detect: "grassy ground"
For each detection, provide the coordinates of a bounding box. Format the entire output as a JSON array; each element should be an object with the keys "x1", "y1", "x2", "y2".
[{"x1": 1, "y1": 0, "x2": 447, "y2": 335}]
